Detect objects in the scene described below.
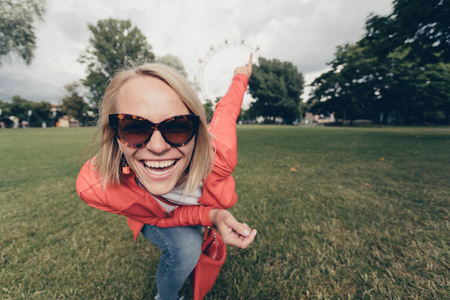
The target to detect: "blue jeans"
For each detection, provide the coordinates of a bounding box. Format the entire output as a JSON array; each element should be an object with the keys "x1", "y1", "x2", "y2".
[{"x1": 141, "y1": 224, "x2": 202, "y2": 300}]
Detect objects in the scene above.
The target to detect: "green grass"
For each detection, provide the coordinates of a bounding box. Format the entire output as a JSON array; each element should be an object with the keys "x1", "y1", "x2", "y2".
[{"x1": 1, "y1": 126, "x2": 449, "y2": 299}]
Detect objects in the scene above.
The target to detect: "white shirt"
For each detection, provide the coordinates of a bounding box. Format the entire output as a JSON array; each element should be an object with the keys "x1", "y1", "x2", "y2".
[{"x1": 136, "y1": 177, "x2": 203, "y2": 213}]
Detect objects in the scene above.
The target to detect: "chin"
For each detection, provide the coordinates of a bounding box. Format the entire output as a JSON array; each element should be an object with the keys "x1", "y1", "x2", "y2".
[{"x1": 139, "y1": 178, "x2": 177, "y2": 196}]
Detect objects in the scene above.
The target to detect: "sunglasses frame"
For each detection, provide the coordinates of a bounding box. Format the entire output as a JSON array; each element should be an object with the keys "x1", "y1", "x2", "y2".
[{"x1": 109, "y1": 113, "x2": 199, "y2": 148}]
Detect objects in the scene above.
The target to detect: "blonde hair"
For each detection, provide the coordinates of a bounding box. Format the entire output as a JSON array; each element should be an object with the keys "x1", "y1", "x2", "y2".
[{"x1": 94, "y1": 63, "x2": 213, "y2": 195}]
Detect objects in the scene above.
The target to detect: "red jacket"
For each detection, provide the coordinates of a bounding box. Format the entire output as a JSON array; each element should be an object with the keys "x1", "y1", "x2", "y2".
[{"x1": 76, "y1": 74, "x2": 248, "y2": 240}]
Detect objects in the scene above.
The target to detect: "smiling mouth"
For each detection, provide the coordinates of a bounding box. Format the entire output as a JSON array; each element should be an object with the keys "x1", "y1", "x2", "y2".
[{"x1": 143, "y1": 160, "x2": 177, "y2": 176}]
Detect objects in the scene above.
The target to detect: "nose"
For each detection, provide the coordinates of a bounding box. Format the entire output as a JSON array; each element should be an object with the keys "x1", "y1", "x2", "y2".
[{"x1": 145, "y1": 130, "x2": 171, "y2": 153}]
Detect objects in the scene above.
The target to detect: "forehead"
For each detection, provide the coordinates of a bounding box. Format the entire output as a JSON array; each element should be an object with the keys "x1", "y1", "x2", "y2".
[{"x1": 116, "y1": 75, "x2": 189, "y2": 122}]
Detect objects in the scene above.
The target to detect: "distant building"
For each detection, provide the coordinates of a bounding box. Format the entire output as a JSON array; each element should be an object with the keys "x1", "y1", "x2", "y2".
[
  {"x1": 56, "y1": 115, "x2": 79, "y2": 127},
  {"x1": 302, "y1": 112, "x2": 335, "y2": 125},
  {"x1": 316, "y1": 113, "x2": 335, "y2": 124},
  {"x1": 304, "y1": 112, "x2": 315, "y2": 124}
]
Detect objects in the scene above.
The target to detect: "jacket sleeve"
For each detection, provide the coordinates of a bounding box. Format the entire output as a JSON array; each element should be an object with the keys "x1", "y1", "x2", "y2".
[
  {"x1": 154, "y1": 205, "x2": 215, "y2": 228},
  {"x1": 208, "y1": 73, "x2": 249, "y2": 176},
  {"x1": 199, "y1": 73, "x2": 249, "y2": 209}
]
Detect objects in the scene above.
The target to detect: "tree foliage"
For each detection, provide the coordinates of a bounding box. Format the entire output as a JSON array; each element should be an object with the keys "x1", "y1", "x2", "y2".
[
  {"x1": 0, "y1": 95, "x2": 52, "y2": 127},
  {"x1": 78, "y1": 18, "x2": 155, "y2": 108},
  {"x1": 309, "y1": 0, "x2": 450, "y2": 125},
  {"x1": 309, "y1": 43, "x2": 380, "y2": 122},
  {"x1": 60, "y1": 82, "x2": 92, "y2": 125},
  {"x1": 203, "y1": 99, "x2": 214, "y2": 123},
  {"x1": 155, "y1": 54, "x2": 188, "y2": 78},
  {"x1": 365, "y1": 0, "x2": 449, "y2": 64},
  {"x1": 202, "y1": 97, "x2": 221, "y2": 123},
  {"x1": 248, "y1": 57, "x2": 304, "y2": 123},
  {"x1": 0, "y1": 0, "x2": 46, "y2": 65}
]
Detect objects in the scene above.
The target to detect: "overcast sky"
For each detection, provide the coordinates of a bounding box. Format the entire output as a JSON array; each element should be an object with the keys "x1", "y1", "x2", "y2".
[{"x1": 0, "y1": 0, "x2": 393, "y2": 106}]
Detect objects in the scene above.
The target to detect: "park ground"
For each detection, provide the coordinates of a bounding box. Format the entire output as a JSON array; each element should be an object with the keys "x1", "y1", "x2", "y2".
[{"x1": 0, "y1": 126, "x2": 449, "y2": 299}]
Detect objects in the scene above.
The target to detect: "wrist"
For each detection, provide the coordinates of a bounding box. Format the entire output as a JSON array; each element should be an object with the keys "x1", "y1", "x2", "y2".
[{"x1": 209, "y1": 208, "x2": 222, "y2": 226}]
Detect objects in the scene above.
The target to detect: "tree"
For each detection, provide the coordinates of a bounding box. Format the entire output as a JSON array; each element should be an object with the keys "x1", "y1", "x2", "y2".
[
  {"x1": 155, "y1": 54, "x2": 188, "y2": 78},
  {"x1": 394, "y1": 0, "x2": 449, "y2": 63},
  {"x1": 60, "y1": 82, "x2": 90, "y2": 124},
  {"x1": 0, "y1": 0, "x2": 46, "y2": 65},
  {"x1": 78, "y1": 18, "x2": 155, "y2": 108},
  {"x1": 7, "y1": 95, "x2": 51, "y2": 127},
  {"x1": 32, "y1": 100, "x2": 52, "y2": 127},
  {"x1": 10, "y1": 95, "x2": 31, "y2": 121},
  {"x1": 248, "y1": 57, "x2": 304, "y2": 123},
  {"x1": 365, "y1": 0, "x2": 450, "y2": 64},
  {"x1": 416, "y1": 62, "x2": 450, "y2": 123},
  {"x1": 309, "y1": 42, "x2": 387, "y2": 124},
  {"x1": 310, "y1": 42, "x2": 450, "y2": 125},
  {"x1": 309, "y1": 42, "x2": 430, "y2": 125},
  {"x1": 203, "y1": 99, "x2": 214, "y2": 123},
  {"x1": 309, "y1": 0, "x2": 450, "y2": 125},
  {"x1": 155, "y1": 54, "x2": 202, "y2": 92},
  {"x1": 0, "y1": 99, "x2": 13, "y2": 126},
  {"x1": 202, "y1": 97, "x2": 221, "y2": 123}
]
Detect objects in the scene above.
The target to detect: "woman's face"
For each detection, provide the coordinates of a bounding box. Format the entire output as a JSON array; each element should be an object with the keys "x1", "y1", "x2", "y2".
[{"x1": 116, "y1": 76, "x2": 195, "y2": 195}]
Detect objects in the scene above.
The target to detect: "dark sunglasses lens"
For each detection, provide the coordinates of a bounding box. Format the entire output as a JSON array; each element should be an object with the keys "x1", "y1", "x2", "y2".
[
  {"x1": 117, "y1": 119, "x2": 150, "y2": 146},
  {"x1": 163, "y1": 119, "x2": 194, "y2": 145}
]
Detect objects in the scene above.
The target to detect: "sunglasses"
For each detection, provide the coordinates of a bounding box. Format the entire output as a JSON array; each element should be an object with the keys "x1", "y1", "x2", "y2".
[{"x1": 109, "y1": 113, "x2": 199, "y2": 148}]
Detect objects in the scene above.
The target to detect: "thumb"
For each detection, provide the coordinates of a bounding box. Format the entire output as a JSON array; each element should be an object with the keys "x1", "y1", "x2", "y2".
[{"x1": 229, "y1": 220, "x2": 251, "y2": 237}]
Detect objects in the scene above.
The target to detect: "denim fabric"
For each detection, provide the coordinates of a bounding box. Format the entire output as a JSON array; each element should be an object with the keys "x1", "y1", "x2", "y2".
[{"x1": 141, "y1": 224, "x2": 202, "y2": 300}]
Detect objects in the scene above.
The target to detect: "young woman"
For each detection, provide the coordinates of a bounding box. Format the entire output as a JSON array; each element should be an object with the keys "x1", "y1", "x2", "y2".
[{"x1": 76, "y1": 55, "x2": 256, "y2": 299}]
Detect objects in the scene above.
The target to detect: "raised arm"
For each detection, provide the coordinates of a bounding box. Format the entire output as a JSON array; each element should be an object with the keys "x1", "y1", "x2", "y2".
[
  {"x1": 201, "y1": 54, "x2": 253, "y2": 209},
  {"x1": 204, "y1": 54, "x2": 257, "y2": 248},
  {"x1": 209, "y1": 53, "x2": 252, "y2": 131}
]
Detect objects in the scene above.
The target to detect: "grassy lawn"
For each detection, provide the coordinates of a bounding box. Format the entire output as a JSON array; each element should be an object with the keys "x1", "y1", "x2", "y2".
[{"x1": 1, "y1": 126, "x2": 449, "y2": 299}]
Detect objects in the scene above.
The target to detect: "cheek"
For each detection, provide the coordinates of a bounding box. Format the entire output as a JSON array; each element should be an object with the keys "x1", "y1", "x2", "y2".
[
  {"x1": 117, "y1": 141, "x2": 125, "y2": 156},
  {"x1": 185, "y1": 142, "x2": 196, "y2": 161},
  {"x1": 118, "y1": 142, "x2": 135, "y2": 162},
  {"x1": 179, "y1": 142, "x2": 196, "y2": 170}
]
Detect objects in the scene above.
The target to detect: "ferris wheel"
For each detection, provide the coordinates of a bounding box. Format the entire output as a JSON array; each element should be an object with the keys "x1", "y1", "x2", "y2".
[{"x1": 195, "y1": 39, "x2": 261, "y2": 101}]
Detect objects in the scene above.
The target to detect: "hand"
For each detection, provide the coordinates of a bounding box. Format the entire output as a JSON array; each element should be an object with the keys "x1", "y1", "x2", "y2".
[
  {"x1": 210, "y1": 209, "x2": 257, "y2": 249},
  {"x1": 234, "y1": 53, "x2": 253, "y2": 78}
]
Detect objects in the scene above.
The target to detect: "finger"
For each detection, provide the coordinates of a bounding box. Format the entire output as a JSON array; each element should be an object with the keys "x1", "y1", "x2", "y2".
[
  {"x1": 231, "y1": 229, "x2": 257, "y2": 249},
  {"x1": 229, "y1": 219, "x2": 251, "y2": 237},
  {"x1": 248, "y1": 53, "x2": 253, "y2": 66}
]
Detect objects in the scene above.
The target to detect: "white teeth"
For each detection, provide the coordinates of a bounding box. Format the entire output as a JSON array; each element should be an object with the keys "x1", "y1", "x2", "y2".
[
  {"x1": 143, "y1": 160, "x2": 177, "y2": 176},
  {"x1": 144, "y1": 160, "x2": 175, "y2": 169},
  {"x1": 145, "y1": 166, "x2": 173, "y2": 176}
]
